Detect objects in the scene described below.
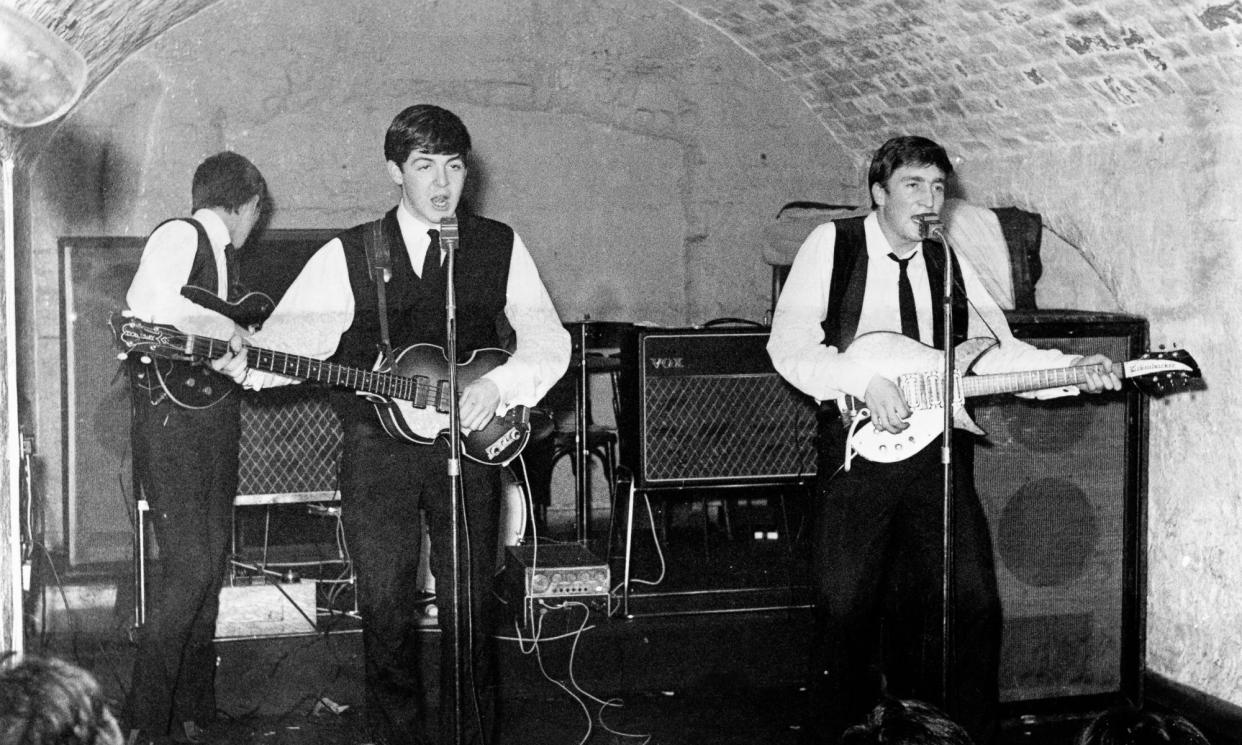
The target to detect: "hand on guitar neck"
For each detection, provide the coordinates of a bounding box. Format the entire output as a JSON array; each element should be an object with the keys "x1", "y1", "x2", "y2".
[
  {"x1": 1067, "y1": 352, "x2": 1125, "y2": 393},
  {"x1": 211, "y1": 331, "x2": 250, "y2": 382}
]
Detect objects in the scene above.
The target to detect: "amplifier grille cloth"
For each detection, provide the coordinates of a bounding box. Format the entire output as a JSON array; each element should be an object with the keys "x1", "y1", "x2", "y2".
[
  {"x1": 238, "y1": 391, "x2": 342, "y2": 497},
  {"x1": 642, "y1": 374, "x2": 816, "y2": 483}
]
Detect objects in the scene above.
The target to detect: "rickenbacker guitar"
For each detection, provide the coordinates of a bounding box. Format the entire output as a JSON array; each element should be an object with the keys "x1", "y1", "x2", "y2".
[
  {"x1": 836, "y1": 331, "x2": 1201, "y2": 466},
  {"x1": 110, "y1": 313, "x2": 531, "y2": 466}
]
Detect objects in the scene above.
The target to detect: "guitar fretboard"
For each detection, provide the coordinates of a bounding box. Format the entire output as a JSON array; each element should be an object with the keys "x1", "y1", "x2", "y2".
[
  {"x1": 180, "y1": 333, "x2": 442, "y2": 407},
  {"x1": 959, "y1": 361, "x2": 1121, "y2": 398}
]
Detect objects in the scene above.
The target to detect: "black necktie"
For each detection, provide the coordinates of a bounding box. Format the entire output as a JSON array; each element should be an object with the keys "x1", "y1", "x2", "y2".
[
  {"x1": 422, "y1": 229, "x2": 443, "y2": 283},
  {"x1": 223, "y1": 242, "x2": 243, "y2": 301},
  {"x1": 888, "y1": 253, "x2": 919, "y2": 340}
]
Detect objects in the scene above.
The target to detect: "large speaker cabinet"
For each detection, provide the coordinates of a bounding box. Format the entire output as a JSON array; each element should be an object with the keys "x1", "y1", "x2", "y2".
[
  {"x1": 616, "y1": 326, "x2": 817, "y2": 489},
  {"x1": 59, "y1": 230, "x2": 336, "y2": 565},
  {"x1": 977, "y1": 310, "x2": 1147, "y2": 712}
]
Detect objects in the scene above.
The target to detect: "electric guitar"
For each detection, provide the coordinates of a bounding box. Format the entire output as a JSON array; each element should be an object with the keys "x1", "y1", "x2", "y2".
[
  {"x1": 180, "y1": 285, "x2": 275, "y2": 330},
  {"x1": 110, "y1": 313, "x2": 531, "y2": 466},
  {"x1": 836, "y1": 331, "x2": 1201, "y2": 465}
]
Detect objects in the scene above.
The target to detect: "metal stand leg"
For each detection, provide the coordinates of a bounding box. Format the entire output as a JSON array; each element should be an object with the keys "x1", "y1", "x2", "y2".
[
  {"x1": 620, "y1": 477, "x2": 637, "y2": 618},
  {"x1": 134, "y1": 498, "x2": 149, "y2": 627}
]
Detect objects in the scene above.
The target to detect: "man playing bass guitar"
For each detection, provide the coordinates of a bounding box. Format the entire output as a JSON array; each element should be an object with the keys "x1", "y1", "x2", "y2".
[{"x1": 215, "y1": 105, "x2": 569, "y2": 745}]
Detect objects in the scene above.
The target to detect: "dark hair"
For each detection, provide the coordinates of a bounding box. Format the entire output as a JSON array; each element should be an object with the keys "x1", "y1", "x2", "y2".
[
  {"x1": 0, "y1": 655, "x2": 120, "y2": 745},
  {"x1": 190, "y1": 151, "x2": 266, "y2": 212},
  {"x1": 1077, "y1": 706, "x2": 1211, "y2": 745},
  {"x1": 384, "y1": 104, "x2": 472, "y2": 166},
  {"x1": 841, "y1": 698, "x2": 974, "y2": 745},
  {"x1": 867, "y1": 136, "x2": 953, "y2": 207}
]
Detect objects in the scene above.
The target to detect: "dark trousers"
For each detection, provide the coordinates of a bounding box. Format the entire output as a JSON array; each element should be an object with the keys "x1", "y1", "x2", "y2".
[
  {"x1": 339, "y1": 418, "x2": 501, "y2": 745},
  {"x1": 126, "y1": 394, "x2": 240, "y2": 736},
  {"x1": 807, "y1": 425, "x2": 1001, "y2": 745}
]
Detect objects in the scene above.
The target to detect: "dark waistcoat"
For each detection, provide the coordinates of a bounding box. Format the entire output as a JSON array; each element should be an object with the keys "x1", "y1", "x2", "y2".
[
  {"x1": 820, "y1": 215, "x2": 968, "y2": 352},
  {"x1": 329, "y1": 208, "x2": 514, "y2": 423}
]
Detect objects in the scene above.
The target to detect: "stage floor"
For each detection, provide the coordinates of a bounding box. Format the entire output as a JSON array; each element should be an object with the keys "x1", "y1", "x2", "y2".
[{"x1": 24, "y1": 489, "x2": 1206, "y2": 744}]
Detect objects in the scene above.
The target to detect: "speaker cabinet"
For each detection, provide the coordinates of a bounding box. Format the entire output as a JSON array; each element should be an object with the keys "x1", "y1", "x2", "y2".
[
  {"x1": 237, "y1": 387, "x2": 341, "y2": 500},
  {"x1": 617, "y1": 326, "x2": 817, "y2": 489},
  {"x1": 977, "y1": 310, "x2": 1147, "y2": 711},
  {"x1": 58, "y1": 230, "x2": 336, "y2": 566}
]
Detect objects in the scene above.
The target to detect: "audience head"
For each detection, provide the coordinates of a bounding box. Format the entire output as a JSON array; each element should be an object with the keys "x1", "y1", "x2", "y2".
[
  {"x1": 0, "y1": 654, "x2": 122, "y2": 745},
  {"x1": 841, "y1": 697, "x2": 974, "y2": 745},
  {"x1": 1077, "y1": 706, "x2": 1210, "y2": 745}
]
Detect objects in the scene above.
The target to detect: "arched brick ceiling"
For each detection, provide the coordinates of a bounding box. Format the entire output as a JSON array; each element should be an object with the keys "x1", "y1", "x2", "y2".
[
  {"x1": 672, "y1": 0, "x2": 1242, "y2": 156},
  {"x1": 10, "y1": 0, "x2": 1242, "y2": 160}
]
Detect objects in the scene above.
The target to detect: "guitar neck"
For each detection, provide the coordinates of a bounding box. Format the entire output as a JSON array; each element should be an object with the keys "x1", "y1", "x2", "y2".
[
  {"x1": 184, "y1": 334, "x2": 419, "y2": 399},
  {"x1": 961, "y1": 361, "x2": 1122, "y2": 398}
]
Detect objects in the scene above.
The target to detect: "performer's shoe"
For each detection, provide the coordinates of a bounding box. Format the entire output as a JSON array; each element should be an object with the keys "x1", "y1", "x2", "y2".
[{"x1": 168, "y1": 720, "x2": 205, "y2": 744}]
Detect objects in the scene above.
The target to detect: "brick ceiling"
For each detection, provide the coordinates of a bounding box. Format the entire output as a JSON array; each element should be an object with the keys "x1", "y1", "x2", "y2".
[{"x1": 10, "y1": 0, "x2": 1242, "y2": 158}]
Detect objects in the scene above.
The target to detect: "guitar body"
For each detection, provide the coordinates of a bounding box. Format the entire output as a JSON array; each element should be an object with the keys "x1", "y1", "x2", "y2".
[
  {"x1": 364, "y1": 344, "x2": 531, "y2": 466},
  {"x1": 128, "y1": 356, "x2": 234, "y2": 410},
  {"x1": 837, "y1": 334, "x2": 991, "y2": 464},
  {"x1": 180, "y1": 285, "x2": 275, "y2": 330}
]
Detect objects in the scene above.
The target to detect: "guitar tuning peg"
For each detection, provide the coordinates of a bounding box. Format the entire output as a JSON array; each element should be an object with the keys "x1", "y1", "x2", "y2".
[
  {"x1": 140, "y1": 355, "x2": 152, "y2": 364},
  {"x1": 115, "y1": 352, "x2": 127, "y2": 361}
]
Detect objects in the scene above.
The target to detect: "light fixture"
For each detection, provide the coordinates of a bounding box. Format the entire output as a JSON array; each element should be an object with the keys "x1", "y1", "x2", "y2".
[{"x1": 0, "y1": 5, "x2": 87, "y2": 128}]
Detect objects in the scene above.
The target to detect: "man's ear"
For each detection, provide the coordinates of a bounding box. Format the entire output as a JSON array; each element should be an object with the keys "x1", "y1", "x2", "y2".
[
  {"x1": 386, "y1": 160, "x2": 403, "y2": 186},
  {"x1": 871, "y1": 181, "x2": 888, "y2": 208}
]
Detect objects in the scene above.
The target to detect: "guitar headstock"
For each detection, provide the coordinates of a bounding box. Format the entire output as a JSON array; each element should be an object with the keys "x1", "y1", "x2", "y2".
[
  {"x1": 1128, "y1": 348, "x2": 1202, "y2": 397},
  {"x1": 109, "y1": 311, "x2": 194, "y2": 361}
]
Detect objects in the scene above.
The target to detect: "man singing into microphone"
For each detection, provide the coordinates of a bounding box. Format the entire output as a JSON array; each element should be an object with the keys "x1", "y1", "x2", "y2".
[
  {"x1": 767, "y1": 136, "x2": 1121, "y2": 745},
  {"x1": 216, "y1": 104, "x2": 570, "y2": 744}
]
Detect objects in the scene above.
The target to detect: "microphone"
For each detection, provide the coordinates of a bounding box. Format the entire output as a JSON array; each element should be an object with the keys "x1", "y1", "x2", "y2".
[
  {"x1": 439, "y1": 215, "x2": 459, "y2": 252},
  {"x1": 913, "y1": 213, "x2": 943, "y2": 240}
]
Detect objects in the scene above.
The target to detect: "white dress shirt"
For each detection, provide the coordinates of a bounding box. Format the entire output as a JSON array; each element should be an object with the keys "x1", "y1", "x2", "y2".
[
  {"x1": 125, "y1": 209, "x2": 240, "y2": 340},
  {"x1": 244, "y1": 202, "x2": 570, "y2": 414},
  {"x1": 767, "y1": 211, "x2": 1077, "y2": 404}
]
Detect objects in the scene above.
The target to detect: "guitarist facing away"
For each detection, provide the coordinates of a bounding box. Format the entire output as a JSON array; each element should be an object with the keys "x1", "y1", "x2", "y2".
[
  {"x1": 214, "y1": 105, "x2": 570, "y2": 745},
  {"x1": 766, "y1": 136, "x2": 1121, "y2": 745},
  {"x1": 123, "y1": 151, "x2": 268, "y2": 744}
]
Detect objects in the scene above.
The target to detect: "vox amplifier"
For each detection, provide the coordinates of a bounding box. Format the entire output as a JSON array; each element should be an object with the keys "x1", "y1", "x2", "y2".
[{"x1": 617, "y1": 326, "x2": 818, "y2": 489}]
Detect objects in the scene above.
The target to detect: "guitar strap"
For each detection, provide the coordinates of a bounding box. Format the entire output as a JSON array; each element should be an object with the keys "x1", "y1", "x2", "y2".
[
  {"x1": 362, "y1": 219, "x2": 395, "y2": 368},
  {"x1": 153, "y1": 217, "x2": 218, "y2": 293}
]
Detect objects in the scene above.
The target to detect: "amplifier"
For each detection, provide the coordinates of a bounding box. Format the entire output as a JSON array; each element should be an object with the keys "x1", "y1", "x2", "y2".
[
  {"x1": 617, "y1": 326, "x2": 818, "y2": 489},
  {"x1": 501, "y1": 544, "x2": 610, "y2": 628}
]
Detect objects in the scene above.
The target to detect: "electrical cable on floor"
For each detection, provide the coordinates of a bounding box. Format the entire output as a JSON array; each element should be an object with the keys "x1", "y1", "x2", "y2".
[
  {"x1": 503, "y1": 600, "x2": 650, "y2": 745},
  {"x1": 558, "y1": 601, "x2": 651, "y2": 744},
  {"x1": 519, "y1": 603, "x2": 594, "y2": 745}
]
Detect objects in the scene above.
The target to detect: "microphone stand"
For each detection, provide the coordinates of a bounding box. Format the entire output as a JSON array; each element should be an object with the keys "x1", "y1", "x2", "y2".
[
  {"x1": 921, "y1": 214, "x2": 957, "y2": 711},
  {"x1": 439, "y1": 215, "x2": 468, "y2": 745}
]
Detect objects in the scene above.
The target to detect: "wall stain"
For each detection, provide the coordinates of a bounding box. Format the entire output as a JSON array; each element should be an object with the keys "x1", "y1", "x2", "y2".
[
  {"x1": 1199, "y1": 0, "x2": 1242, "y2": 30},
  {"x1": 1066, "y1": 34, "x2": 1120, "y2": 54}
]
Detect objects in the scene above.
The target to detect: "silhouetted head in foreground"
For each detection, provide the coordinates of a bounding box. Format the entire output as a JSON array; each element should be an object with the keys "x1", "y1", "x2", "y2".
[
  {"x1": 841, "y1": 698, "x2": 974, "y2": 745},
  {"x1": 0, "y1": 655, "x2": 122, "y2": 745},
  {"x1": 1077, "y1": 706, "x2": 1211, "y2": 745}
]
